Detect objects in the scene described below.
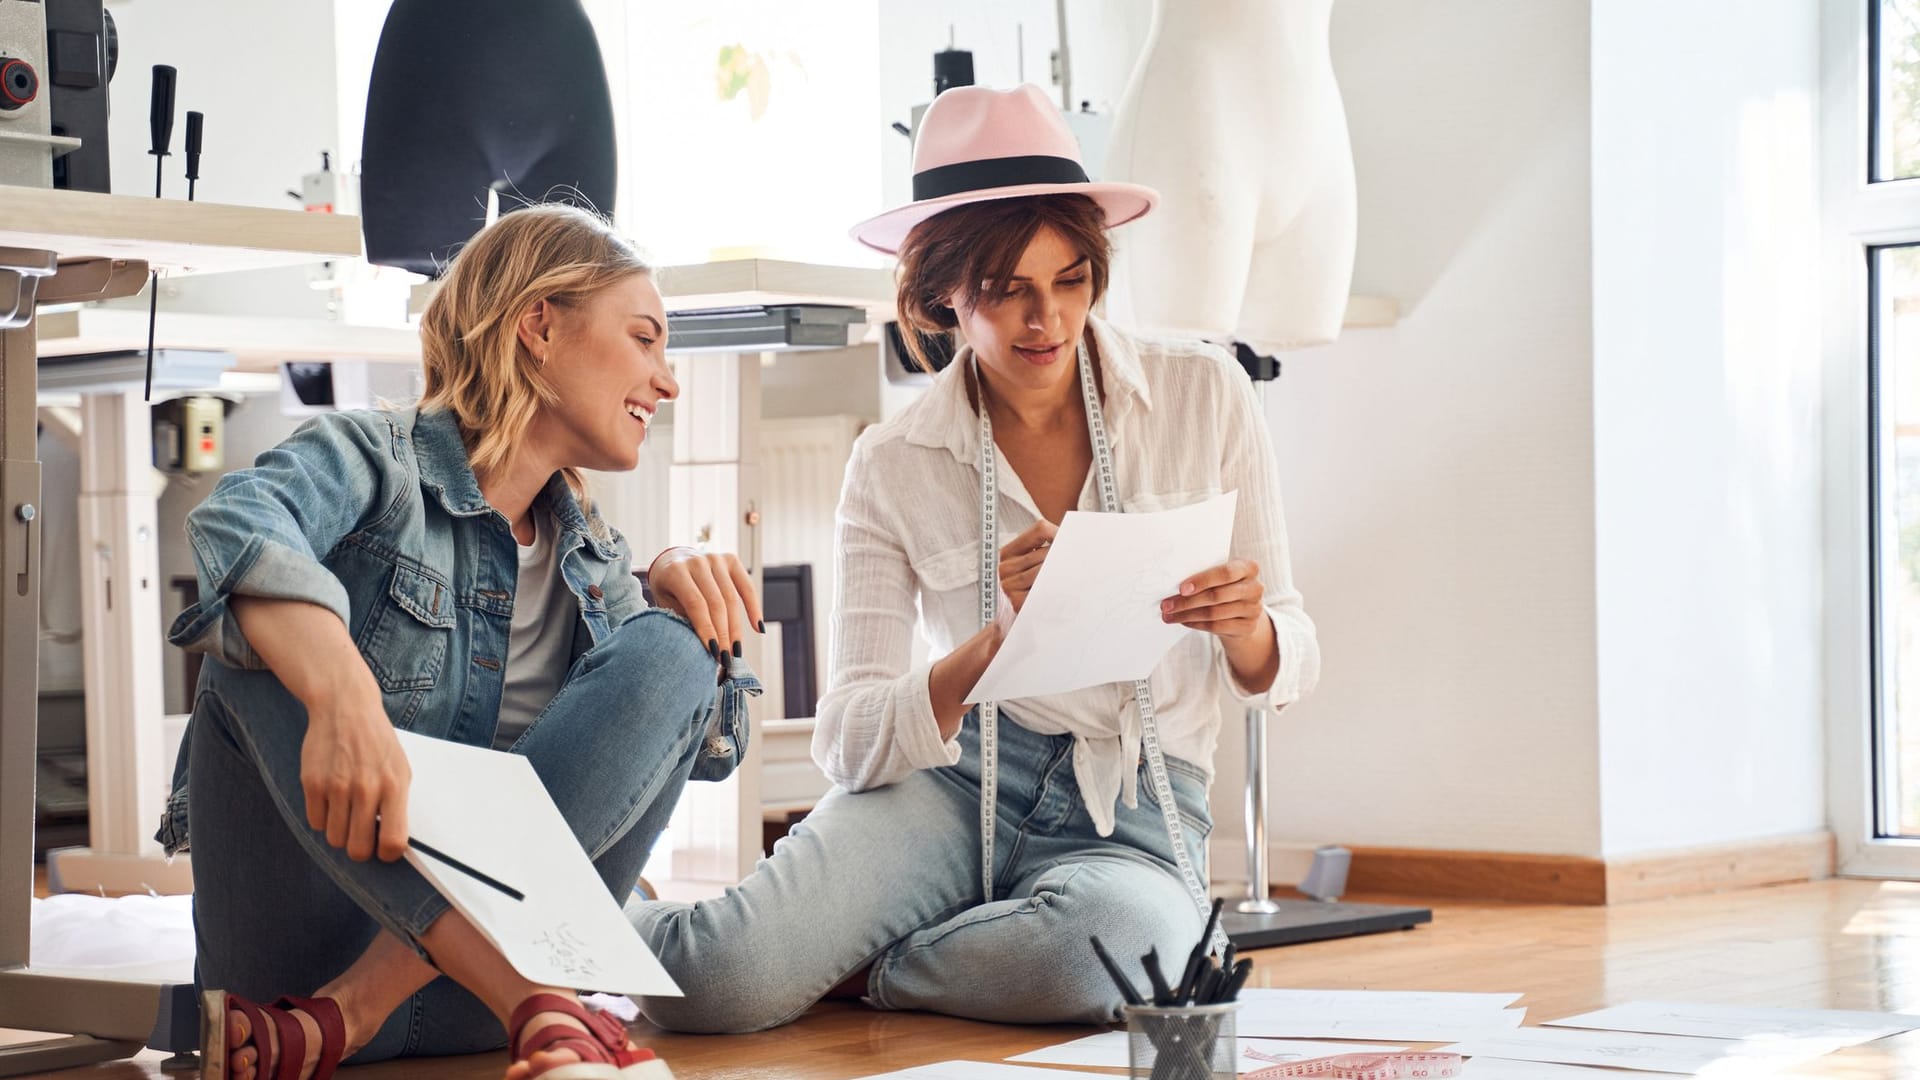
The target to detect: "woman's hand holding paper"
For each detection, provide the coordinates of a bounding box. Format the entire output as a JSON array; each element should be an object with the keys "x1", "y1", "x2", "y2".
[{"x1": 1163, "y1": 559, "x2": 1281, "y2": 693}]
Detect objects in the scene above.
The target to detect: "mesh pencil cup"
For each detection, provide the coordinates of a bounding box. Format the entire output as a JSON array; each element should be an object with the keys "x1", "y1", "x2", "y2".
[{"x1": 1125, "y1": 1001, "x2": 1241, "y2": 1080}]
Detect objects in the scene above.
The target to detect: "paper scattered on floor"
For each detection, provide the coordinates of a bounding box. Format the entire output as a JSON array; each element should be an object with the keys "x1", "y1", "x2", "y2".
[
  {"x1": 398, "y1": 730, "x2": 682, "y2": 996},
  {"x1": 853, "y1": 1062, "x2": 1112, "y2": 1080},
  {"x1": 1008, "y1": 1031, "x2": 1404, "y2": 1072},
  {"x1": 1241, "y1": 990, "x2": 1525, "y2": 1011},
  {"x1": 966, "y1": 491, "x2": 1237, "y2": 703},
  {"x1": 1455, "y1": 1060, "x2": 1646, "y2": 1078},
  {"x1": 1443, "y1": 1025, "x2": 1852, "y2": 1075},
  {"x1": 1545, "y1": 1000, "x2": 1920, "y2": 1046},
  {"x1": 1233, "y1": 988, "x2": 1527, "y2": 1042}
]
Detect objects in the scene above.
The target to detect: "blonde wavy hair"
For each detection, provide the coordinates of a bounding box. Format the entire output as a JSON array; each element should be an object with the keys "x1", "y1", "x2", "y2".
[{"x1": 418, "y1": 204, "x2": 653, "y2": 509}]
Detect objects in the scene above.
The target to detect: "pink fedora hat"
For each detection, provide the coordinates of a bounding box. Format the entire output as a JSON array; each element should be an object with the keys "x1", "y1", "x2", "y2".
[{"x1": 850, "y1": 83, "x2": 1159, "y2": 255}]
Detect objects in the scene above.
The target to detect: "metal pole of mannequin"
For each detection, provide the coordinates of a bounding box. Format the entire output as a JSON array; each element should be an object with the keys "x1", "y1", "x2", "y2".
[{"x1": 1239, "y1": 376, "x2": 1280, "y2": 916}]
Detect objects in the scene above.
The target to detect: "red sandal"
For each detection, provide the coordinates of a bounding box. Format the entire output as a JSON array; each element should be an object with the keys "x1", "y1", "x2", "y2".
[
  {"x1": 199, "y1": 989, "x2": 347, "y2": 1080},
  {"x1": 508, "y1": 993, "x2": 672, "y2": 1079}
]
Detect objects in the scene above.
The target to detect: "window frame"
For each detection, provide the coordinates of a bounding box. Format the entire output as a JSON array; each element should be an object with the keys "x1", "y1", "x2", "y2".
[{"x1": 1825, "y1": 0, "x2": 1920, "y2": 876}]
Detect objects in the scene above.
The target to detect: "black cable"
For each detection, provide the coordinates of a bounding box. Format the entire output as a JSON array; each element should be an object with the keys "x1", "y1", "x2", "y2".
[{"x1": 143, "y1": 145, "x2": 160, "y2": 400}]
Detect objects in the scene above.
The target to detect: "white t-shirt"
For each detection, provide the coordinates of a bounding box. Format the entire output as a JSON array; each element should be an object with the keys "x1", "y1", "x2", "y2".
[{"x1": 494, "y1": 512, "x2": 578, "y2": 749}]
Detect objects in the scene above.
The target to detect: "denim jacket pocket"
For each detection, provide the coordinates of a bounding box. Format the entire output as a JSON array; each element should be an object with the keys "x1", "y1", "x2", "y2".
[
  {"x1": 357, "y1": 562, "x2": 455, "y2": 717},
  {"x1": 689, "y1": 656, "x2": 764, "y2": 782}
]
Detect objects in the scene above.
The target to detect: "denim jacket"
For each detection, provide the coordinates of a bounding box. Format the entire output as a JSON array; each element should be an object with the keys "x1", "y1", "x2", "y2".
[{"x1": 157, "y1": 406, "x2": 758, "y2": 854}]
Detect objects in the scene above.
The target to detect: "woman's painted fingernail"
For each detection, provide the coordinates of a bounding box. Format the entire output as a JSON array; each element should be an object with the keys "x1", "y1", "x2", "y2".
[
  {"x1": 732, "y1": 640, "x2": 743, "y2": 658},
  {"x1": 757, "y1": 620, "x2": 766, "y2": 634},
  {"x1": 708, "y1": 639, "x2": 720, "y2": 659}
]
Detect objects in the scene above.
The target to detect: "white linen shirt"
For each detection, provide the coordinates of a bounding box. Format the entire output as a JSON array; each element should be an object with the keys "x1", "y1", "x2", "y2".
[{"x1": 812, "y1": 315, "x2": 1320, "y2": 835}]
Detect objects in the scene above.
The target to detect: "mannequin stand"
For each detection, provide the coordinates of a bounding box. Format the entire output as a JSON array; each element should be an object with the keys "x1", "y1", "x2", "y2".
[{"x1": 1218, "y1": 354, "x2": 1431, "y2": 950}]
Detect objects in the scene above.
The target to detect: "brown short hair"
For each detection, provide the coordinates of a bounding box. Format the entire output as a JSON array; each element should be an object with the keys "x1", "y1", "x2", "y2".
[{"x1": 893, "y1": 194, "x2": 1111, "y2": 372}]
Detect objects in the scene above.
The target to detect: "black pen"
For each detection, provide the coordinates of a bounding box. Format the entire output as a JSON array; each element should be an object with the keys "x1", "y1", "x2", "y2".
[
  {"x1": 1089, "y1": 935, "x2": 1145, "y2": 1007},
  {"x1": 1220, "y1": 957, "x2": 1254, "y2": 1002},
  {"x1": 1176, "y1": 897, "x2": 1227, "y2": 1003},
  {"x1": 409, "y1": 837, "x2": 525, "y2": 902},
  {"x1": 1141, "y1": 947, "x2": 1175, "y2": 1006}
]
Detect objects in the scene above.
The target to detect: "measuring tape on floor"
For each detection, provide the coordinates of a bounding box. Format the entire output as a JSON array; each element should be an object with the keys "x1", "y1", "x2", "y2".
[
  {"x1": 1245, "y1": 1051, "x2": 1463, "y2": 1080},
  {"x1": 972, "y1": 341, "x2": 1227, "y2": 956}
]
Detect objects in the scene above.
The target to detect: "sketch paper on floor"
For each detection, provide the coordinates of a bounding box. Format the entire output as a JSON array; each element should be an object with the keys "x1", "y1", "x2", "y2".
[
  {"x1": 1239, "y1": 990, "x2": 1524, "y2": 1011},
  {"x1": 966, "y1": 491, "x2": 1238, "y2": 703},
  {"x1": 1545, "y1": 1000, "x2": 1920, "y2": 1046},
  {"x1": 1456, "y1": 1061, "x2": 1646, "y2": 1079},
  {"x1": 1007, "y1": 1031, "x2": 1404, "y2": 1071},
  {"x1": 1233, "y1": 989, "x2": 1525, "y2": 1042},
  {"x1": 398, "y1": 730, "x2": 682, "y2": 996},
  {"x1": 1443, "y1": 1025, "x2": 1853, "y2": 1075},
  {"x1": 854, "y1": 1063, "x2": 1111, "y2": 1080}
]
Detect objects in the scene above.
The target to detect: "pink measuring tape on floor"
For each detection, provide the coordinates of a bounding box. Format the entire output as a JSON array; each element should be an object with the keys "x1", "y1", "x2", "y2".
[{"x1": 1244, "y1": 1050, "x2": 1463, "y2": 1080}]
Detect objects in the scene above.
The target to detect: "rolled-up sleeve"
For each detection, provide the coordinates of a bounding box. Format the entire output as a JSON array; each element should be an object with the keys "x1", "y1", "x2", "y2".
[
  {"x1": 1211, "y1": 353, "x2": 1321, "y2": 710},
  {"x1": 167, "y1": 412, "x2": 394, "y2": 669},
  {"x1": 811, "y1": 436, "x2": 962, "y2": 791}
]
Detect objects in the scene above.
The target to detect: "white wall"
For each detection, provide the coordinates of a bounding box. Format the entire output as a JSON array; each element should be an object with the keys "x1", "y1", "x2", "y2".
[
  {"x1": 1237, "y1": 0, "x2": 1604, "y2": 858},
  {"x1": 877, "y1": 0, "x2": 1150, "y2": 211},
  {"x1": 1589, "y1": 0, "x2": 1825, "y2": 856}
]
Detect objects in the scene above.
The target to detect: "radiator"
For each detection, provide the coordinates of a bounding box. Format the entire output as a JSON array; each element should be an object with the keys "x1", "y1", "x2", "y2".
[
  {"x1": 758, "y1": 415, "x2": 864, "y2": 711},
  {"x1": 588, "y1": 414, "x2": 863, "y2": 717}
]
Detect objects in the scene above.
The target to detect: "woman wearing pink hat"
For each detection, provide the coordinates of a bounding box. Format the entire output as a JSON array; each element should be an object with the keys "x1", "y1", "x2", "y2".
[{"x1": 627, "y1": 84, "x2": 1319, "y2": 1030}]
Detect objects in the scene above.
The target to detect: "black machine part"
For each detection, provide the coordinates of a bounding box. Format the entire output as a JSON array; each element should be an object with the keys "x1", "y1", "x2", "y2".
[
  {"x1": 0, "y1": 56, "x2": 35, "y2": 110},
  {"x1": 46, "y1": 0, "x2": 114, "y2": 192}
]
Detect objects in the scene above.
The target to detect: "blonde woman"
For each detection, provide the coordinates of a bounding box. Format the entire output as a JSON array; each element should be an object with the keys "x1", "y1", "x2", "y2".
[{"x1": 160, "y1": 205, "x2": 760, "y2": 1080}]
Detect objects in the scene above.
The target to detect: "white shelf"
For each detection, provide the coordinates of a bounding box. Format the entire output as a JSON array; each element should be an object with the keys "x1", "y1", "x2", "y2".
[
  {"x1": 411, "y1": 256, "x2": 897, "y2": 320},
  {"x1": 0, "y1": 188, "x2": 361, "y2": 274},
  {"x1": 413, "y1": 258, "x2": 1401, "y2": 333},
  {"x1": 35, "y1": 306, "x2": 419, "y2": 372}
]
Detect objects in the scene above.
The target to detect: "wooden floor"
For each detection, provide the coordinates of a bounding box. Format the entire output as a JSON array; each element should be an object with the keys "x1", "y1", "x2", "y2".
[{"x1": 15, "y1": 878, "x2": 1920, "y2": 1078}]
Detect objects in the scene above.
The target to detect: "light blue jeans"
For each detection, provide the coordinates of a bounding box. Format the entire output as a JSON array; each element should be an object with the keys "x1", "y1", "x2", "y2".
[
  {"x1": 185, "y1": 609, "x2": 719, "y2": 1062},
  {"x1": 626, "y1": 713, "x2": 1212, "y2": 1031}
]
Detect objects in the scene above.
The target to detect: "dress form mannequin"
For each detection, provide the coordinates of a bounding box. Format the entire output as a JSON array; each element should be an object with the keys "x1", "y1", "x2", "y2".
[
  {"x1": 1102, "y1": 0, "x2": 1356, "y2": 353},
  {"x1": 360, "y1": 0, "x2": 616, "y2": 276}
]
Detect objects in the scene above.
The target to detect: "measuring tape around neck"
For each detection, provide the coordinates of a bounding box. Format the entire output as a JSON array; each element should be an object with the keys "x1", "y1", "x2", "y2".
[{"x1": 972, "y1": 339, "x2": 1227, "y2": 956}]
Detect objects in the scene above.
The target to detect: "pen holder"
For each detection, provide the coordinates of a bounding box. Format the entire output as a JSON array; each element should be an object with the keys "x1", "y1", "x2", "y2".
[{"x1": 1125, "y1": 1002, "x2": 1241, "y2": 1080}]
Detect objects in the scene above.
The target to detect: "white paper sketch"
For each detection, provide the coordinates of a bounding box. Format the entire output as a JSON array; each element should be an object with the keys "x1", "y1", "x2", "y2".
[
  {"x1": 967, "y1": 491, "x2": 1238, "y2": 703},
  {"x1": 1237, "y1": 990, "x2": 1525, "y2": 1011},
  {"x1": 397, "y1": 730, "x2": 682, "y2": 996},
  {"x1": 1545, "y1": 1000, "x2": 1920, "y2": 1046},
  {"x1": 1454, "y1": 1061, "x2": 1643, "y2": 1079},
  {"x1": 1008, "y1": 1031, "x2": 1404, "y2": 1072},
  {"x1": 1234, "y1": 996, "x2": 1526, "y2": 1043},
  {"x1": 853, "y1": 1062, "x2": 1112, "y2": 1080},
  {"x1": 1443, "y1": 1025, "x2": 1853, "y2": 1075}
]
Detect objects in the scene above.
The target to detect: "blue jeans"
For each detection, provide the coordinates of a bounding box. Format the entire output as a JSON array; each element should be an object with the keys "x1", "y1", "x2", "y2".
[
  {"x1": 186, "y1": 609, "x2": 717, "y2": 1062},
  {"x1": 626, "y1": 713, "x2": 1213, "y2": 1032}
]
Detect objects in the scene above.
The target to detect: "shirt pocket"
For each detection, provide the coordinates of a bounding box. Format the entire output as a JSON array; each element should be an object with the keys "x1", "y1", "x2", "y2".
[
  {"x1": 357, "y1": 561, "x2": 456, "y2": 699},
  {"x1": 1123, "y1": 487, "x2": 1223, "y2": 515},
  {"x1": 914, "y1": 540, "x2": 981, "y2": 595}
]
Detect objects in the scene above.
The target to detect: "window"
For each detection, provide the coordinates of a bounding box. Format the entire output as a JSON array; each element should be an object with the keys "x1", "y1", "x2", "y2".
[
  {"x1": 1875, "y1": 0, "x2": 1920, "y2": 181},
  {"x1": 1871, "y1": 244, "x2": 1920, "y2": 837},
  {"x1": 1829, "y1": 0, "x2": 1920, "y2": 876}
]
